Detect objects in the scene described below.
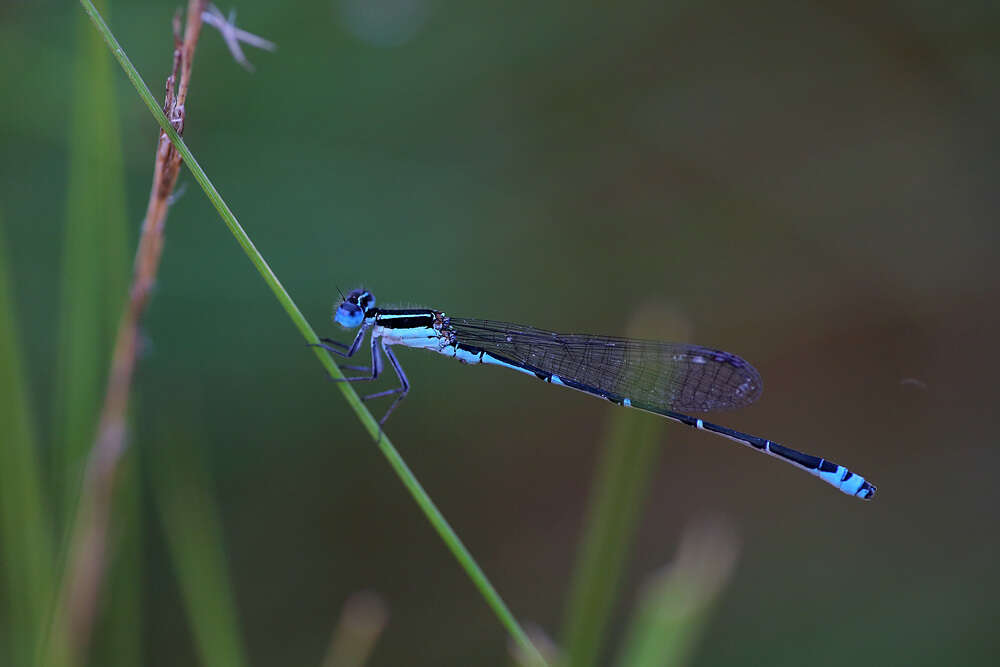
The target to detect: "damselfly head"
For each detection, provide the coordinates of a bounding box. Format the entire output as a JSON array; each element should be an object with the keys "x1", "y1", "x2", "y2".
[{"x1": 334, "y1": 288, "x2": 375, "y2": 328}]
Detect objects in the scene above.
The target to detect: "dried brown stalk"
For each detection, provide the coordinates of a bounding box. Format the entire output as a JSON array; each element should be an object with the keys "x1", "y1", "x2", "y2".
[{"x1": 50, "y1": 1, "x2": 207, "y2": 662}]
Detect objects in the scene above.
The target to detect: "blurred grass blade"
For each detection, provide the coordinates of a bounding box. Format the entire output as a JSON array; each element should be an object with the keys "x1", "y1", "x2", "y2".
[
  {"x1": 323, "y1": 591, "x2": 389, "y2": 667},
  {"x1": 561, "y1": 305, "x2": 687, "y2": 667},
  {"x1": 53, "y1": 2, "x2": 134, "y2": 661},
  {"x1": 150, "y1": 427, "x2": 248, "y2": 667},
  {"x1": 0, "y1": 217, "x2": 55, "y2": 667},
  {"x1": 55, "y1": 0, "x2": 129, "y2": 525},
  {"x1": 78, "y1": 4, "x2": 547, "y2": 662},
  {"x1": 509, "y1": 623, "x2": 560, "y2": 667},
  {"x1": 561, "y1": 412, "x2": 662, "y2": 667},
  {"x1": 615, "y1": 521, "x2": 739, "y2": 667},
  {"x1": 90, "y1": 453, "x2": 142, "y2": 667}
]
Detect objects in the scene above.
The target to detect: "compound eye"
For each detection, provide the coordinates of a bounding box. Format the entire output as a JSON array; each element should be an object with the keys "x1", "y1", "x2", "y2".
[{"x1": 334, "y1": 302, "x2": 364, "y2": 328}]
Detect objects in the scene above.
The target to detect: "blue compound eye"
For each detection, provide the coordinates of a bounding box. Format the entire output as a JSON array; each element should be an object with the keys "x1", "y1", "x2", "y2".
[{"x1": 334, "y1": 302, "x2": 364, "y2": 328}]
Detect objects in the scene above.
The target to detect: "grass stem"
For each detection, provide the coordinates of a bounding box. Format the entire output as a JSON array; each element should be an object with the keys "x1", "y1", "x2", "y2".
[{"x1": 77, "y1": 2, "x2": 546, "y2": 662}]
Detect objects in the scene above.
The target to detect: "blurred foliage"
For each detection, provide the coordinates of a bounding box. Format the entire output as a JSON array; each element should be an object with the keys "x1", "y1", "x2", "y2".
[
  {"x1": 322, "y1": 590, "x2": 389, "y2": 667},
  {"x1": 54, "y1": 0, "x2": 129, "y2": 525},
  {"x1": 561, "y1": 305, "x2": 684, "y2": 667},
  {"x1": 0, "y1": 216, "x2": 55, "y2": 667},
  {"x1": 561, "y1": 399, "x2": 666, "y2": 667},
  {"x1": 150, "y1": 424, "x2": 248, "y2": 667},
  {"x1": 1, "y1": 0, "x2": 999, "y2": 665},
  {"x1": 57, "y1": 4, "x2": 138, "y2": 666},
  {"x1": 615, "y1": 521, "x2": 738, "y2": 667}
]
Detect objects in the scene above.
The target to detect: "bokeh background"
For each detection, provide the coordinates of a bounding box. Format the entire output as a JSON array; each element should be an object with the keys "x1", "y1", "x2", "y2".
[{"x1": 2, "y1": 0, "x2": 999, "y2": 665}]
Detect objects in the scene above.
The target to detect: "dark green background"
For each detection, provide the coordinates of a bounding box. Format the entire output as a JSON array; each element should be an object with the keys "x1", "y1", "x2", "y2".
[{"x1": 3, "y1": 0, "x2": 999, "y2": 664}]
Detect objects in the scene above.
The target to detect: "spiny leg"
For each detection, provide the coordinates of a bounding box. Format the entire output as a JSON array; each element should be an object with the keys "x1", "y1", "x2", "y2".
[
  {"x1": 363, "y1": 342, "x2": 409, "y2": 426},
  {"x1": 329, "y1": 329, "x2": 383, "y2": 382},
  {"x1": 308, "y1": 323, "x2": 370, "y2": 360},
  {"x1": 317, "y1": 338, "x2": 368, "y2": 371},
  {"x1": 314, "y1": 330, "x2": 409, "y2": 434}
]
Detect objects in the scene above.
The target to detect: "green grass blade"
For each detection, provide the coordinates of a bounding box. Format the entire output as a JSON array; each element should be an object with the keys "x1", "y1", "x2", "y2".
[
  {"x1": 561, "y1": 307, "x2": 682, "y2": 667},
  {"x1": 0, "y1": 217, "x2": 55, "y2": 667},
  {"x1": 55, "y1": 0, "x2": 130, "y2": 525},
  {"x1": 614, "y1": 521, "x2": 739, "y2": 667},
  {"x1": 76, "y1": 2, "x2": 546, "y2": 662},
  {"x1": 150, "y1": 427, "x2": 248, "y2": 667},
  {"x1": 560, "y1": 408, "x2": 663, "y2": 667}
]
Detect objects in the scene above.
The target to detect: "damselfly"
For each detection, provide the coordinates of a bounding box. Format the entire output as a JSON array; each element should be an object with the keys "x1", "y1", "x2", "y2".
[{"x1": 314, "y1": 289, "x2": 876, "y2": 500}]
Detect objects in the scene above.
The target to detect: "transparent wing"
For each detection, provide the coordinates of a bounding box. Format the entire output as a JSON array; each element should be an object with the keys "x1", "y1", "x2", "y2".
[{"x1": 448, "y1": 318, "x2": 763, "y2": 412}]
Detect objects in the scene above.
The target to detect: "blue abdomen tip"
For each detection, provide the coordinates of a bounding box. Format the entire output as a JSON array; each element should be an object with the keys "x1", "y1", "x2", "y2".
[{"x1": 855, "y1": 480, "x2": 876, "y2": 500}]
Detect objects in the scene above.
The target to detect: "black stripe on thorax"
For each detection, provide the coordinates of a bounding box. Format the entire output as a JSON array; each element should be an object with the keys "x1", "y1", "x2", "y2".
[
  {"x1": 375, "y1": 308, "x2": 436, "y2": 316},
  {"x1": 374, "y1": 309, "x2": 436, "y2": 330}
]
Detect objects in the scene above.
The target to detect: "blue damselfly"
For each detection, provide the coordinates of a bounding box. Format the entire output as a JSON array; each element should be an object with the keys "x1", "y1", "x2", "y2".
[{"x1": 315, "y1": 289, "x2": 876, "y2": 500}]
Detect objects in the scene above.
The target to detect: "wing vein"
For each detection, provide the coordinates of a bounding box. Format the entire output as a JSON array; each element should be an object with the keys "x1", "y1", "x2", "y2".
[{"x1": 447, "y1": 317, "x2": 763, "y2": 412}]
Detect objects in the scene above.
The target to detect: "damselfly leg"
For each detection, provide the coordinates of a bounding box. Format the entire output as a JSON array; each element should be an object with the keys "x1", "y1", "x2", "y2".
[
  {"x1": 312, "y1": 340, "x2": 369, "y2": 372},
  {"x1": 312, "y1": 321, "x2": 368, "y2": 357},
  {"x1": 364, "y1": 343, "x2": 409, "y2": 425},
  {"x1": 313, "y1": 330, "x2": 409, "y2": 425}
]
